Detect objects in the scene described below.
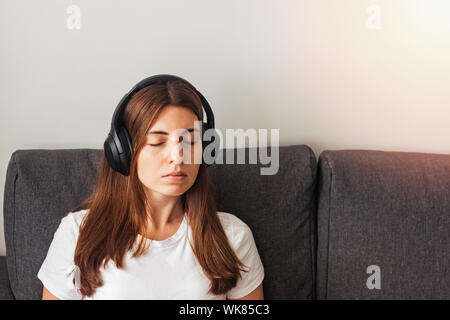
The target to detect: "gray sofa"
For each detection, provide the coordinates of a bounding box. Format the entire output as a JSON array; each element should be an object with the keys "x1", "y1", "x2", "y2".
[{"x1": 1, "y1": 145, "x2": 449, "y2": 299}]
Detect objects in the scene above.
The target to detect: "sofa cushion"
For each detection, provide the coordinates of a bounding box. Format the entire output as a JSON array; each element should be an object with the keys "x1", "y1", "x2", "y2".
[
  {"x1": 0, "y1": 256, "x2": 14, "y2": 299},
  {"x1": 316, "y1": 149, "x2": 450, "y2": 299},
  {"x1": 3, "y1": 149, "x2": 101, "y2": 299},
  {"x1": 209, "y1": 145, "x2": 317, "y2": 299},
  {"x1": 3, "y1": 145, "x2": 317, "y2": 299}
]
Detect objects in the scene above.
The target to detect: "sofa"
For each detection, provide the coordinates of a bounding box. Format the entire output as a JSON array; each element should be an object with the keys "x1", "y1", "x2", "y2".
[{"x1": 1, "y1": 145, "x2": 449, "y2": 299}]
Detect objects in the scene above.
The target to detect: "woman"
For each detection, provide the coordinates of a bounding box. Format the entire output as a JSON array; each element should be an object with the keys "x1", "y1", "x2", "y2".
[{"x1": 37, "y1": 75, "x2": 265, "y2": 300}]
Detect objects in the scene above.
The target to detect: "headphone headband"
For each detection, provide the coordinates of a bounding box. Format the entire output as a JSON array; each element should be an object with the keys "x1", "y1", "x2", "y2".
[{"x1": 112, "y1": 74, "x2": 214, "y2": 132}]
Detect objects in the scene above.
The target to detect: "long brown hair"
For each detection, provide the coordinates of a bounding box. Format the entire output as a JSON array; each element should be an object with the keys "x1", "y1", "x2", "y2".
[{"x1": 67, "y1": 78, "x2": 247, "y2": 298}]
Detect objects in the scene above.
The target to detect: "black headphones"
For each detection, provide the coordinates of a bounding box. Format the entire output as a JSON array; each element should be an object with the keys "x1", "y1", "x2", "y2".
[{"x1": 103, "y1": 74, "x2": 219, "y2": 176}]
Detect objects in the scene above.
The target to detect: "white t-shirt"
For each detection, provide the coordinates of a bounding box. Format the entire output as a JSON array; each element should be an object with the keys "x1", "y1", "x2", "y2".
[{"x1": 37, "y1": 209, "x2": 264, "y2": 300}]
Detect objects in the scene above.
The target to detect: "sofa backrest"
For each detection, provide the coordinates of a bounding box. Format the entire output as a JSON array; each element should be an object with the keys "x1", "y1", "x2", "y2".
[
  {"x1": 3, "y1": 149, "x2": 101, "y2": 299},
  {"x1": 316, "y1": 149, "x2": 450, "y2": 299},
  {"x1": 3, "y1": 145, "x2": 317, "y2": 300}
]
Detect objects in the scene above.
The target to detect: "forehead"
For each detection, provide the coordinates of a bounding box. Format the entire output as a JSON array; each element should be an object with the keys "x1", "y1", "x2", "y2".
[{"x1": 148, "y1": 105, "x2": 200, "y2": 133}]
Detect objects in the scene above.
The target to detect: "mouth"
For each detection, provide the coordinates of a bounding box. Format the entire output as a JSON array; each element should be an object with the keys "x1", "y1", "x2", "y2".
[
  {"x1": 162, "y1": 171, "x2": 187, "y2": 181},
  {"x1": 162, "y1": 174, "x2": 187, "y2": 181}
]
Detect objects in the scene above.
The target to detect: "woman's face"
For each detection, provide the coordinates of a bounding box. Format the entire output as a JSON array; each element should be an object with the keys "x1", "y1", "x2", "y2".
[{"x1": 137, "y1": 105, "x2": 202, "y2": 198}]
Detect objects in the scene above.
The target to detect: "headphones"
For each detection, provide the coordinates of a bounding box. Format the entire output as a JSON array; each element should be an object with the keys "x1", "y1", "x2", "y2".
[{"x1": 103, "y1": 74, "x2": 219, "y2": 176}]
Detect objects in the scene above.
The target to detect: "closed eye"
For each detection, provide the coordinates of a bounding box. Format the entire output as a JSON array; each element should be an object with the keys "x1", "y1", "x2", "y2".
[{"x1": 150, "y1": 141, "x2": 197, "y2": 147}]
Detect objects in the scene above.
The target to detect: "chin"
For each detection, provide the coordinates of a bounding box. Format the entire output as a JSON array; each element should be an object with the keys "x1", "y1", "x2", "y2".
[{"x1": 160, "y1": 186, "x2": 189, "y2": 197}]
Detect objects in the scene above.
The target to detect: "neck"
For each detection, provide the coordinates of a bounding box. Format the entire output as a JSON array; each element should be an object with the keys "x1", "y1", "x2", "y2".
[{"x1": 144, "y1": 190, "x2": 185, "y2": 230}]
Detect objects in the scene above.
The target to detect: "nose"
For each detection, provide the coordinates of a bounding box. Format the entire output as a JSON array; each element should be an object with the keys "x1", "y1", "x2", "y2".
[{"x1": 169, "y1": 139, "x2": 184, "y2": 164}]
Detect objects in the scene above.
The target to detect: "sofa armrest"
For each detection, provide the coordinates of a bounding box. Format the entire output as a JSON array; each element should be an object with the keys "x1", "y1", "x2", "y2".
[{"x1": 0, "y1": 256, "x2": 15, "y2": 300}]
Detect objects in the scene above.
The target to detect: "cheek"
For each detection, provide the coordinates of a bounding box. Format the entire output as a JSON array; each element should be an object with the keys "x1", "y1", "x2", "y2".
[
  {"x1": 137, "y1": 150, "x2": 160, "y2": 181},
  {"x1": 187, "y1": 164, "x2": 201, "y2": 182}
]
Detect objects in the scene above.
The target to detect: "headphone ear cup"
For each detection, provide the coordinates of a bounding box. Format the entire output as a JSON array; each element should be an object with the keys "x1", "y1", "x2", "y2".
[
  {"x1": 201, "y1": 121, "x2": 207, "y2": 153},
  {"x1": 210, "y1": 129, "x2": 220, "y2": 160},
  {"x1": 104, "y1": 133, "x2": 121, "y2": 173},
  {"x1": 117, "y1": 127, "x2": 133, "y2": 176},
  {"x1": 201, "y1": 122, "x2": 220, "y2": 167},
  {"x1": 199, "y1": 122, "x2": 205, "y2": 167}
]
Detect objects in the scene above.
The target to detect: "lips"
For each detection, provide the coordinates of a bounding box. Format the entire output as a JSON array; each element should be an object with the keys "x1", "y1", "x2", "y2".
[
  {"x1": 162, "y1": 171, "x2": 187, "y2": 182},
  {"x1": 163, "y1": 171, "x2": 187, "y2": 177}
]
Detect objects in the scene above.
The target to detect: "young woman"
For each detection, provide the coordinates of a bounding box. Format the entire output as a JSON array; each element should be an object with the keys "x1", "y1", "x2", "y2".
[{"x1": 37, "y1": 75, "x2": 265, "y2": 300}]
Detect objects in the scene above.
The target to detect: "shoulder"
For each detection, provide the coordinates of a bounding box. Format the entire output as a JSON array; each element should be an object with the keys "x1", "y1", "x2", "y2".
[
  {"x1": 216, "y1": 211, "x2": 254, "y2": 246},
  {"x1": 66, "y1": 209, "x2": 89, "y2": 226},
  {"x1": 38, "y1": 209, "x2": 88, "y2": 299},
  {"x1": 217, "y1": 212, "x2": 265, "y2": 300},
  {"x1": 57, "y1": 209, "x2": 89, "y2": 238}
]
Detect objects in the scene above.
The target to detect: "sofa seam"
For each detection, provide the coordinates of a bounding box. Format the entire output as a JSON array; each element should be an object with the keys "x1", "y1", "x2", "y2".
[
  {"x1": 308, "y1": 147, "x2": 317, "y2": 300},
  {"x1": 324, "y1": 152, "x2": 333, "y2": 300},
  {"x1": 10, "y1": 151, "x2": 19, "y2": 296}
]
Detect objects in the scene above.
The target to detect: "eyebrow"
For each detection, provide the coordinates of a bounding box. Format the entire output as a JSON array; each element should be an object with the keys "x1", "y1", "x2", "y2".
[{"x1": 147, "y1": 128, "x2": 199, "y2": 135}]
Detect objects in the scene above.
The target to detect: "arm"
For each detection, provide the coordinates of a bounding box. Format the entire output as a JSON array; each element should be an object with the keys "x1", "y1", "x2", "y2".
[
  {"x1": 228, "y1": 282, "x2": 264, "y2": 300},
  {"x1": 42, "y1": 286, "x2": 60, "y2": 300}
]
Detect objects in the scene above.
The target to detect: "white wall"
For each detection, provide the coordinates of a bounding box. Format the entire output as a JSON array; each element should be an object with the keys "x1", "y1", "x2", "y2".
[{"x1": 1, "y1": 0, "x2": 450, "y2": 255}]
